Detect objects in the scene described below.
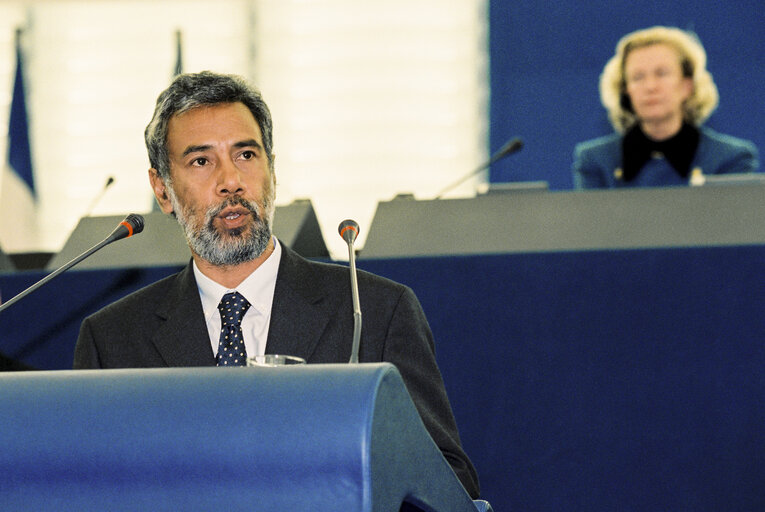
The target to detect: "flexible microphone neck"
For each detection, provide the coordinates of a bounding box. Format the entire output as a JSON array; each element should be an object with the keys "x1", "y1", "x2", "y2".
[
  {"x1": 435, "y1": 137, "x2": 523, "y2": 199},
  {"x1": 338, "y1": 219, "x2": 362, "y2": 363},
  {"x1": 82, "y1": 176, "x2": 115, "y2": 219},
  {"x1": 0, "y1": 214, "x2": 144, "y2": 315}
]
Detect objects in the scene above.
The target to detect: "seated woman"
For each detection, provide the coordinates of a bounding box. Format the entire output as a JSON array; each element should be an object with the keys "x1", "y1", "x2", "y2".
[{"x1": 573, "y1": 26, "x2": 759, "y2": 189}]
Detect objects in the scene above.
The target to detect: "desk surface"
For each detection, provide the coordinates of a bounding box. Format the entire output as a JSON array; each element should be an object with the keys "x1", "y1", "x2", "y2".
[{"x1": 362, "y1": 185, "x2": 765, "y2": 258}]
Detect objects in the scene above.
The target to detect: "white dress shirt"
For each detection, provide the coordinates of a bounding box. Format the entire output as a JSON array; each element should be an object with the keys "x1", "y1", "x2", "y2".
[{"x1": 193, "y1": 237, "x2": 282, "y2": 359}]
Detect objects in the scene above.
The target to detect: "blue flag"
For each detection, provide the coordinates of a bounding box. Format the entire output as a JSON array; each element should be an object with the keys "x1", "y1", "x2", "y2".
[{"x1": 8, "y1": 29, "x2": 34, "y2": 196}]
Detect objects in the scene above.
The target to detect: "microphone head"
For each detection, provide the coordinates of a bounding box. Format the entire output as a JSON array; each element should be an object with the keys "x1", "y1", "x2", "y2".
[
  {"x1": 124, "y1": 214, "x2": 145, "y2": 236},
  {"x1": 104, "y1": 213, "x2": 145, "y2": 244},
  {"x1": 486, "y1": 137, "x2": 523, "y2": 167},
  {"x1": 496, "y1": 137, "x2": 523, "y2": 158},
  {"x1": 105, "y1": 176, "x2": 115, "y2": 188},
  {"x1": 338, "y1": 219, "x2": 360, "y2": 244}
]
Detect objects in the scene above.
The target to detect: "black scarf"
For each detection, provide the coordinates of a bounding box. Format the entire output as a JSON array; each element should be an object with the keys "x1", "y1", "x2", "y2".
[{"x1": 621, "y1": 123, "x2": 700, "y2": 182}]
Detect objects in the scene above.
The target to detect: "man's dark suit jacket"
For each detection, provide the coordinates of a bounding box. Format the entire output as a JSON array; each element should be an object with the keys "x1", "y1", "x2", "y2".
[{"x1": 74, "y1": 244, "x2": 480, "y2": 498}]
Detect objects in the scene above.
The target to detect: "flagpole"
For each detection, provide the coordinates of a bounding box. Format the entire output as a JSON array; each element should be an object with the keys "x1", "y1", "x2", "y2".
[{"x1": 174, "y1": 29, "x2": 183, "y2": 77}]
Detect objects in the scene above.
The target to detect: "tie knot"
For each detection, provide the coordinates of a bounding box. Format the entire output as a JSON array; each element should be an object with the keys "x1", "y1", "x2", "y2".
[{"x1": 218, "y1": 291, "x2": 251, "y2": 327}]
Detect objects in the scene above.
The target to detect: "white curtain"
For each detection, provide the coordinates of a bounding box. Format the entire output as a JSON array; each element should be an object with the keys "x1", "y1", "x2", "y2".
[{"x1": 0, "y1": 0, "x2": 487, "y2": 259}]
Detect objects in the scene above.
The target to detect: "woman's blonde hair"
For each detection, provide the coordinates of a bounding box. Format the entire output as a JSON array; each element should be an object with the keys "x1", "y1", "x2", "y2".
[{"x1": 599, "y1": 26, "x2": 719, "y2": 133}]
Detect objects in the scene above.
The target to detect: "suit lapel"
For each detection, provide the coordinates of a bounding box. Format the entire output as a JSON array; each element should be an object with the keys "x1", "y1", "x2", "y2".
[
  {"x1": 146, "y1": 248, "x2": 333, "y2": 365},
  {"x1": 151, "y1": 262, "x2": 216, "y2": 366},
  {"x1": 266, "y1": 246, "x2": 332, "y2": 361}
]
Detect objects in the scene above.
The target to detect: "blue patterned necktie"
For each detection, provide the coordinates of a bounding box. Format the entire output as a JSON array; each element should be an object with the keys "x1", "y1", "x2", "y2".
[{"x1": 216, "y1": 292, "x2": 251, "y2": 366}]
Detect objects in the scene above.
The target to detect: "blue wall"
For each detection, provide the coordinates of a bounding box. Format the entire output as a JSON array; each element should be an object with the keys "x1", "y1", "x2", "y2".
[
  {"x1": 4, "y1": 245, "x2": 765, "y2": 510},
  {"x1": 489, "y1": 1, "x2": 765, "y2": 189}
]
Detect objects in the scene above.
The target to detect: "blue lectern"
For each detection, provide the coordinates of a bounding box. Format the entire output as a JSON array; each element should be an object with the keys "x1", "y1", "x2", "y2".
[{"x1": 0, "y1": 363, "x2": 486, "y2": 511}]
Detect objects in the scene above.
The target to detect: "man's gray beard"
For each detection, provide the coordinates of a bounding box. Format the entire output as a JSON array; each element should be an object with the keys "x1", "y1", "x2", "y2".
[{"x1": 167, "y1": 188, "x2": 273, "y2": 266}]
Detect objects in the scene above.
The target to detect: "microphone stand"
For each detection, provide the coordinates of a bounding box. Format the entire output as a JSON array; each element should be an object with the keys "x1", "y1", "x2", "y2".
[
  {"x1": 0, "y1": 214, "x2": 144, "y2": 315},
  {"x1": 338, "y1": 220, "x2": 362, "y2": 363},
  {"x1": 434, "y1": 137, "x2": 523, "y2": 199},
  {"x1": 82, "y1": 176, "x2": 115, "y2": 219}
]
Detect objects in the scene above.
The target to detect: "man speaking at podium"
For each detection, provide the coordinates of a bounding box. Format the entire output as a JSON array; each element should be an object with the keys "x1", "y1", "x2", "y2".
[{"x1": 73, "y1": 71, "x2": 479, "y2": 498}]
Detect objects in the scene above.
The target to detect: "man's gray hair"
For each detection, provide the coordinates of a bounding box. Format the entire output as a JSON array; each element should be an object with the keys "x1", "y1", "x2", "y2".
[{"x1": 145, "y1": 71, "x2": 274, "y2": 180}]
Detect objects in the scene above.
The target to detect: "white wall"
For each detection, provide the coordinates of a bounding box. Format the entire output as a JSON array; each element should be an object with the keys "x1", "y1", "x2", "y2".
[{"x1": 0, "y1": 0, "x2": 488, "y2": 260}]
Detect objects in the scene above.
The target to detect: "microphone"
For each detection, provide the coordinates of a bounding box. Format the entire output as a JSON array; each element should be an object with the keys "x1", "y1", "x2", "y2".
[
  {"x1": 82, "y1": 176, "x2": 116, "y2": 219},
  {"x1": 338, "y1": 219, "x2": 362, "y2": 364},
  {"x1": 0, "y1": 214, "x2": 144, "y2": 315},
  {"x1": 434, "y1": 137, "x2": 523, "y2": 199}
]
